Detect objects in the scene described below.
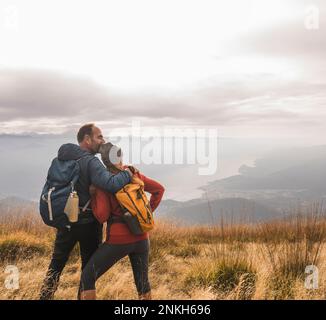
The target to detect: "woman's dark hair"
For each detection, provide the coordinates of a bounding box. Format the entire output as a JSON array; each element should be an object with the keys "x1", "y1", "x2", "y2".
[
  {"x1": 99, "y1": 142, "x2": 122, "y2": 173},
  {"x1": 77, "y1": 123, "x2": 95, "y2": 143}
]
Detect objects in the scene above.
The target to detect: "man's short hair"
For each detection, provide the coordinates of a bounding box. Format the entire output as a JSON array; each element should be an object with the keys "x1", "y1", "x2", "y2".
[{"x1": 77, "y1": 123, "x2": 95, "y2": 143}]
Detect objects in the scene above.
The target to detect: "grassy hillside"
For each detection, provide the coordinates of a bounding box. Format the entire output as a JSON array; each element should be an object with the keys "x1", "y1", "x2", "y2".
[{"x1": 0, "y1": 205, "x2": 326, "y2": 300}]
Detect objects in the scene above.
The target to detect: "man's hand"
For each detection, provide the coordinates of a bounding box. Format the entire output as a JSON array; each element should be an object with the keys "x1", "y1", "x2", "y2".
[
  {"x1": 123, "y1": 165, "x2": 143, "y2": 185},
  {"x1": 127, "y1": 165, "x2": 139, "y2": 174},
  {"x1": 125, "y1": 165, "x2": 143, "y2": 185}
]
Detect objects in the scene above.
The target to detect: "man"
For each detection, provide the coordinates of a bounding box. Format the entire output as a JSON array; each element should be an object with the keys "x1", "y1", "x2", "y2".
[{"x1": 39, "y1": 123, "x2": 134, "y2": 300}]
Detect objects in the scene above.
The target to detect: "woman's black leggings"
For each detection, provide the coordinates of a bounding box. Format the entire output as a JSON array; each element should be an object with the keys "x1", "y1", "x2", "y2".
[{"x1": 80, "y1": 239, "x2": 150, "y2": 295}]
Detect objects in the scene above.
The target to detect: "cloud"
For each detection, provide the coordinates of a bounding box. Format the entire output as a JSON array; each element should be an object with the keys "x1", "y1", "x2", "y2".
[
  {"x1": 1, "y1": 67, "x2": 326, "y2": 136},
  {"x1": 0, "y1": 69, "x2": 120, "y2": 121}
]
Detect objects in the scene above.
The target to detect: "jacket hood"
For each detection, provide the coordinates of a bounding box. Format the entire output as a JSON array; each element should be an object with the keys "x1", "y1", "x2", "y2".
[{"x1": 58, "y1": 143, "x2": 93, "y2": 161}]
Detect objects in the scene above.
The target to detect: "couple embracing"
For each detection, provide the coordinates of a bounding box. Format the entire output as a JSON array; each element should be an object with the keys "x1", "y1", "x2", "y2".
[{"x1": 39, "y1": 123, "x2": 164, "y2": 300}]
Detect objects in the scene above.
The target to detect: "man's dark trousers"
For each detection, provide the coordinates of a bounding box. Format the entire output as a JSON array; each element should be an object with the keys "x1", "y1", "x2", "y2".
[{"x1": 39, "y1": 220, "x2": 102, "y2": 300}]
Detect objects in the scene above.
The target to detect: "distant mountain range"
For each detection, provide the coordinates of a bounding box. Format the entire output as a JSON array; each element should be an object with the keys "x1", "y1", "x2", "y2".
[
  {"x1": 156, "y1": 197, "x2": 281, "y2": 225},
  {"x1": 157, "y1": 145, "x2": 326, "y2": 225},
  {"x1": 199, "y1": 145, "x2": 326, "y2": 201}
]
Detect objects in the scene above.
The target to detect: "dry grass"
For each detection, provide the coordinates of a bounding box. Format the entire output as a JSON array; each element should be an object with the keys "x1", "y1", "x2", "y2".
[{"x1": 0, "y1": 204, "x2": 326, "y2": 300}]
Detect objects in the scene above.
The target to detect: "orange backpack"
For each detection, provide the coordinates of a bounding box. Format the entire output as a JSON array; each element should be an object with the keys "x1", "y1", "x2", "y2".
[{"x1": 115, "y1": 183, "x2": 154, "y2": 234}]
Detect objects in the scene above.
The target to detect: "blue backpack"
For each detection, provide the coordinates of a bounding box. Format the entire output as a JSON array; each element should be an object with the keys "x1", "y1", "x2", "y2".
[{"x1": 39, "y1": 155, "x2": 93, "y2": 229}]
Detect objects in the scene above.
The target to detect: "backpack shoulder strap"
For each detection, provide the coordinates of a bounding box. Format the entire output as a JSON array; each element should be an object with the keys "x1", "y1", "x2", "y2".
[{"x1": 76, "y1": 154, "x2": 96, "y2": 210}]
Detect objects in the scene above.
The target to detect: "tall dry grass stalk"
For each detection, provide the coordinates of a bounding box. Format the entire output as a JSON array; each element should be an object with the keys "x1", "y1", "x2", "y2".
[{"x1": 259, "y1": 202, "x2": 326, "y2": 299}]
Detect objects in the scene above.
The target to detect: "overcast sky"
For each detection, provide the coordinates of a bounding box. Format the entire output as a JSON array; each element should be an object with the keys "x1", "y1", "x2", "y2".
[{"x1": 0, "y1": 0, "x2": 325, "y2": 143}]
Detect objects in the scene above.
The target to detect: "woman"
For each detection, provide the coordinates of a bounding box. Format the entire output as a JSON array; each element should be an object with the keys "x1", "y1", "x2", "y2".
[{"x1": 80, "y1": 142, "x2": 164, "y2": 300}]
